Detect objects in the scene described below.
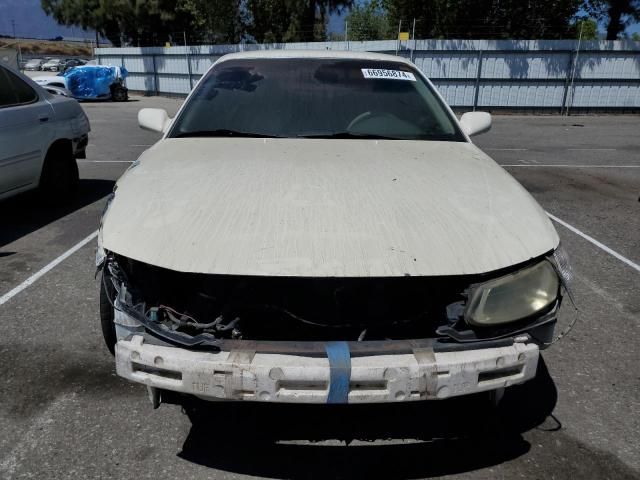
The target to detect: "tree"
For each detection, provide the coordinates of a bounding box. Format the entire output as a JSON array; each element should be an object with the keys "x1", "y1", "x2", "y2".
[
  {"x1": 345, "y1": 0, "x2": 392, "y2": 40},
  {"x1": 584, "y1": 0, "x2": 640, "y2": 39},
  {"x1": 41, "y1": 0, "x2": 240, "y2": 46},
  {"x1": 246, "y1": 0, "x2": 301, "y2": 43},
  {"x1": 176, "y1": 0, "x2": 245, "y2": 44},
  {"x1": 633, "y1": 31, "x2": 640, "y2": 39},
  {"x1": 382, "y1": 0, "x2": 582, "y2": 39},
  {"x1": 246, "y1": 0, "x2": 353, "y2": 43},
  {"x1": 570, "y1": 18, "x2": 600, "y2": 39}
]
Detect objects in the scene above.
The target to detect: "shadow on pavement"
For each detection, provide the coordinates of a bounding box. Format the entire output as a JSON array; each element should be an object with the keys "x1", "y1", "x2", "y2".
[
  {"x1": 0, "y1": 179, "x2": 114, "y2": 248},
  {"x1": 177, "y1": 358, "x2": 557, "y2": 479}
]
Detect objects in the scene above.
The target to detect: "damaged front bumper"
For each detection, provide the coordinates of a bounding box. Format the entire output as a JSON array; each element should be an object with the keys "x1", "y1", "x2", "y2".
[{"x1": 115, "y1": 334, "x2": 539, "y2": 404}]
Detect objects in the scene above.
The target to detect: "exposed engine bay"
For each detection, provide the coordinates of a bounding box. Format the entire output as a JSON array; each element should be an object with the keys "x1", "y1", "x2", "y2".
[{"x1": 100, "y1": 253, "x2": 563, "y2": 350}]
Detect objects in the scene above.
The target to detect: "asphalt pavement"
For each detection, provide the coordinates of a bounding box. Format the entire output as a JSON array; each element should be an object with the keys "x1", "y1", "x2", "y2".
[{"x1": 0, "y1": 96, "x2": 639, "y2": 479}]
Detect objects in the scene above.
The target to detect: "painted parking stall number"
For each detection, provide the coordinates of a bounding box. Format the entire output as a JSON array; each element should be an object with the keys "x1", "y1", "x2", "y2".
[{"x1": 361, "y1": 68, "x2": 416, "y2": 81}]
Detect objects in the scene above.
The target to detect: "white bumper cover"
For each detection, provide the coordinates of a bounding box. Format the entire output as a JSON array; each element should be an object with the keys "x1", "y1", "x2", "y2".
[{"x1": 115, "y1": 336, "x2": 539, "y2": 404}]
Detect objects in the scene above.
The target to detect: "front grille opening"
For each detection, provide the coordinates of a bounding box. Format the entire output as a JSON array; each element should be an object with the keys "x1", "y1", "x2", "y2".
[{"x1": 115, "y1": 256, "x2": 472, "y2": 342}]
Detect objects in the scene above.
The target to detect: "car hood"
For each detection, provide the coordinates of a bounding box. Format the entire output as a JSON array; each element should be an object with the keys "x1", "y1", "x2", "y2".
[{"x1": 101, "y1": 138, "x2": 558, "y2": 277}]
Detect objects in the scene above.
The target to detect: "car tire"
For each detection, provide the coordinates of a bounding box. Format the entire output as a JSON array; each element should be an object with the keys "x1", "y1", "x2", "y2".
[
  {"x1": 111, "y1": 85, "x2": 128, "y2": 102},
  {"x1": 39, "y1": 143, "x2": 79, "y2": 202},
  {"x1": 100, "y1": 272, "x2": 117, "y2": 356}
]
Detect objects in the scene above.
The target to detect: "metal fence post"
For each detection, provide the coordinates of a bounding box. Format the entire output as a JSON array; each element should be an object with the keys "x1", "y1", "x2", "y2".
[
  {"x1": 410, "y1": 18, "x2": 416, "y2": 62},
  {"x1": 120, "y1": 54, "x2": 126, "y2": 88},
  {"x1": 152, "y1": 54, "x2": 159, "y2": 96},
  {"x1": 473, "y1": 50, "x2": 483, "y2": 111}
]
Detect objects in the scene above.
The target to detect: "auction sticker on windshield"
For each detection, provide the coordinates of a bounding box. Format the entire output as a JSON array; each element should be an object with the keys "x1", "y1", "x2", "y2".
[{"x1": 361, "y1": 68, "x2": 416, "y2": 81}]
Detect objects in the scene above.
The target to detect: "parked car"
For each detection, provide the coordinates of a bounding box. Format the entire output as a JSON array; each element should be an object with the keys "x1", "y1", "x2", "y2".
[
  {"x1": 41, "y1": 58, "x2": 65, "y2": 71},
  {"x1": 97, "y1": 51, "x2": 570, "y2": 409},
  {"x1": 62, "y1": 58, "x2": 87, "y2": 72},
  {"x1": 32, "y1": 72, "x2": 68, "y2": 90},
  {"x1": 33, "y1": 65, "x2": 128, "y2": 102},
  {"x1": 24, "y1": 58, "x2": 45, "y2": 71},
  {"x1": 0, "y1": 62, "x2": 90, "y2": 202}
]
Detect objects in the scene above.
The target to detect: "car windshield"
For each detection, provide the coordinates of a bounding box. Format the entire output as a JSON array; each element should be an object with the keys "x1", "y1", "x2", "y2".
[{"x1": 169, "y1": 58, "x2": 465, "y2": 141}]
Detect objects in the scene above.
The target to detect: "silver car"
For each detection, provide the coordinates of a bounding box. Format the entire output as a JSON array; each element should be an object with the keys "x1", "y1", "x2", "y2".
[
  {"x1": 0, "y1": 62, "x2": 90, "y2": 201},
  {"x1": 41, "y1": 58, "x2": 65, "y2": 72},
  {"x1": 23, "y1": 58, "x2": 45, "y2": 71}
]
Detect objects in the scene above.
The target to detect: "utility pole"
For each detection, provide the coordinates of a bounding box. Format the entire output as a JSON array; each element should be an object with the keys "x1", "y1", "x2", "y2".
[
  {"x1": 184, "y1": 31, "x2": 193, "y2": 90},
  {"x1": 345, "y1": 20, "x2": 349, "y2": 50},
  {"x1": 566, "y1": 21, "x2": 584, "y2": 116},
  {"x1": 11, "y1": 19, "x2": 22, "y2": 69}
]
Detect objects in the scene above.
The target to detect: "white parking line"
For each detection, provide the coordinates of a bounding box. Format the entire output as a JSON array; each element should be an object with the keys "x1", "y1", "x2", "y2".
[
  {"x1": 77, "y1": 160, "x2": 133, "y2": 163},
  {"x1": 0, "y1": 230, "x2": 98, "y2": 307},
  {"x1": 567, "y1": 148, "x2": 617, "y2": 151},
  {"x1": 547, "y1": 213, "x2": 640, "y2": 273},
  {"x1": 486, "y1": 148, "x2": 618, "y2": 152},
  {"x1": 502, "y1": 164, "x2": 640, "y2": 168},
  {"x1": 485, "y1": 148, "x2": 528, "y2": 151}
]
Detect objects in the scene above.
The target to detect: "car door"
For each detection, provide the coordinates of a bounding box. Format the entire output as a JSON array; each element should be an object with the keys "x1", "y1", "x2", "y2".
[{"x1": 0, "y1": 65, "x2": 54, "y2": 196}]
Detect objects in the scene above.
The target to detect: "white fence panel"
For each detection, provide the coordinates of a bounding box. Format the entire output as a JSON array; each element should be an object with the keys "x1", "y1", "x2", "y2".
[{"x1": 96, "y1": 39, "x2": 640, "y2": 109}]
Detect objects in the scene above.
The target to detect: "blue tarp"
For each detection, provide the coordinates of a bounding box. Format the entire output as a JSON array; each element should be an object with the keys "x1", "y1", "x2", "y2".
[{"x1": 62, "y1": 65, "x2": 127, "y2": 100}]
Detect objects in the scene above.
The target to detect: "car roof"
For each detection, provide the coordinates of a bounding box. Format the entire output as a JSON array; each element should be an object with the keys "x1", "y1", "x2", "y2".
[{"x1": 216, "y1": 49, "x2": 413, "y2": 65}]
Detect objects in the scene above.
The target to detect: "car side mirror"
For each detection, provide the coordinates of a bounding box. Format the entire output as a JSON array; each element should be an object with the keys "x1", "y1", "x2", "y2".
[
  {"x1": 138, "y1": 108, "x2": 172, "y2": 133},
  {"x1": 459, "y1": 111, "x2": 492, "y2": 137}
]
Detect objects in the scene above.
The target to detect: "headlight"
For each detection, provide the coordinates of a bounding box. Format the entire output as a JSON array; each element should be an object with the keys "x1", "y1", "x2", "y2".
[{"x1": 465, "y1": 260, "x2": 560, "y2": 326}]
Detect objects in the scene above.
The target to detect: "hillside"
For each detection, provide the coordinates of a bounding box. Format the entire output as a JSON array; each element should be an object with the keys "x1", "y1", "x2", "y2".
[{"x1": 0, "y1": 37, "x2": 92, "y2": 56}]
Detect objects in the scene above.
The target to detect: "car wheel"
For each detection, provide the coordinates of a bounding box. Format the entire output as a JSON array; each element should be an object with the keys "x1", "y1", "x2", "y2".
[
  {"x1": 39, "y1": 143, "x2": 79, "y2": 202},
  {"x1": 100, "y1": 271, "x2": 117, "y2": 356},
  {"x1": 111, "y1": 84, "x2": 128, "y2": 102}
]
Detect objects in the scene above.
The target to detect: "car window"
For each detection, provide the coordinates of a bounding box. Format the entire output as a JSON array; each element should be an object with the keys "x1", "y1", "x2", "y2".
[
  {"x1": 4, "y1": 68, "x2": 39, "y2": 105},
  {"x1": 170, "y1": 58, "x2": 465, "y2": 142},
  {"x1": 0, "y1": 68, "x2": 18, "y2": 107}
]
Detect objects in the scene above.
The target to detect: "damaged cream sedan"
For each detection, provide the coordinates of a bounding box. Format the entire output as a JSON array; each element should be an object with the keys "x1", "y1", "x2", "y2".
[{"x1": 97, "y1": 51, "x2": 571, "y2": 408}]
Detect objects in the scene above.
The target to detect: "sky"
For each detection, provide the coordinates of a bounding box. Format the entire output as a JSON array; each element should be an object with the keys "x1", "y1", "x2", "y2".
[
  {"x1": 0, "y1": 0, "x2": 638, "y2": 42},
  {"x1": 0, "y1": 0, "x2": 98, "y2": 41}
]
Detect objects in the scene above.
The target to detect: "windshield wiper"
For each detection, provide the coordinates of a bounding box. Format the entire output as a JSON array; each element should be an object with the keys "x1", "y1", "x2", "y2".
[
  {"x1": 174, "y1": 129, "x2": 282, "y2": 138},
  {"x1": 297, "y1": 131, "x2": 403, "y2": 140}
]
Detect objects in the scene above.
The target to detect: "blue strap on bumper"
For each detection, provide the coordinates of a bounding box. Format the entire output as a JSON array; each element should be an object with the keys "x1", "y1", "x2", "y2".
[{"x1": 325, "y1": 341, "x2": 351, "y2": 404}]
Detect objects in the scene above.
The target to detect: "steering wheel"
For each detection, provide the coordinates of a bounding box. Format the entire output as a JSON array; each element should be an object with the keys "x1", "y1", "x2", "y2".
[{"x1": 346, "y1": 111, "x2": 397, "y2": 132}]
